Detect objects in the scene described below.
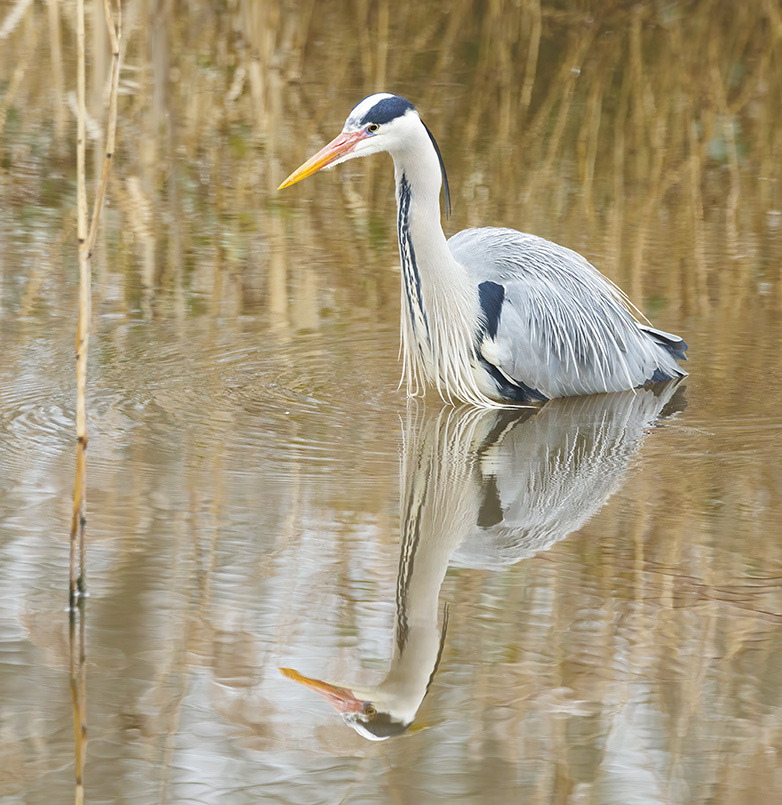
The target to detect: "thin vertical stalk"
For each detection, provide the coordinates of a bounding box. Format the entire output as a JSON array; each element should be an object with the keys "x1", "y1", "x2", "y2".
[
  {"x1": 69, "y1": 3, "x2": 90, "y2": 803},
  {"x1": 69, "y1": 608, "x2": 87, "y2": 805},
  {"x1": 69, "y1": 0, "x2": 122, "y2": 600},
  {"x1": 48, "y1": 0, "x2": 66, "y2": 140},
  {"x1": 69, "y1": 3, "x2": 122, "y2": 803},
  {"x1": 87, "y1": 0, "x2": 121, "y2": 257},
  {"x1": 70, "y1": 0, "x2": 88, "y2": 609}
]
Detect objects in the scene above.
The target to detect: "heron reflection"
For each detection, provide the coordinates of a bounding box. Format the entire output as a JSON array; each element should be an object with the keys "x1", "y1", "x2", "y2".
[{"x1": 281, "y1": 383, "x2": 684, "y2": 740}]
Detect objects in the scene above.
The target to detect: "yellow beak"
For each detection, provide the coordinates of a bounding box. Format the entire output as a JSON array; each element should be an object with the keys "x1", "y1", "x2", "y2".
[
  {"x1": 278, "y1": 130, "x2": 367, "y2": 190},
  {"x1": 279, "y1": 667, "x2": 365, "y2": 714}
]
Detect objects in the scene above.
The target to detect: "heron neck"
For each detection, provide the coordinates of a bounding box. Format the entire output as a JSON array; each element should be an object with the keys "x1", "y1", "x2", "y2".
[
  {"x1": 373, "y1": 410, "x2": 481, "y2": 722},
  {"x1": 374, "y1": 504, "x2": 456, "y2": 722},
  {"x1": 391, "y1": 138, "x2": 491, "y2": 405},
  {"x1": 393, "y1": 143, "x2": 454, "y2": 289}
]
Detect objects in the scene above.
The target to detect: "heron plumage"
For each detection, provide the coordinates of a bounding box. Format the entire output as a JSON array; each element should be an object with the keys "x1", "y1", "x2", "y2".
[
  {"x1": 448, "y1": 227, "x2": 687, "y2": 401},
  {"x1": 279, "y1": 93, "x2": 688, "y2": 406}
]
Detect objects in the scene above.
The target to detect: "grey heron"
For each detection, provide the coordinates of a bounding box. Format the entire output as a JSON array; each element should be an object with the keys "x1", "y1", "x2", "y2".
[
  {"x1": 280, "y1": 386, "x2": 684, "y2": 739},
  {"x1": 279, "y1": 93, "x2": 688, "y2": 407}
]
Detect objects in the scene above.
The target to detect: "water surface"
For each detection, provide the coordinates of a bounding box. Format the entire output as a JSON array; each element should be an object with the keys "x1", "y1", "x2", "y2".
[{"x1": 1, "y1": 1, "x2": 782, "y2": 802}]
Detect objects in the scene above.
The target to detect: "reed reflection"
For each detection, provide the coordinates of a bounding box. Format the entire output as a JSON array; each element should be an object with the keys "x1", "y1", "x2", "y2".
[{"x1": 281, "y1": 383, "x2": 685, "y2": 740}]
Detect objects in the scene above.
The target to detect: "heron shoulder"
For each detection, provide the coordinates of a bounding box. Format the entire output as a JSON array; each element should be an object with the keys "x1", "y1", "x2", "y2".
[
  {"x1": 447, "y1": 227, "x2": 642, "y2": 328},
  {"x1": 447, "y1": 227, "x2": 604, "y2": 285}
]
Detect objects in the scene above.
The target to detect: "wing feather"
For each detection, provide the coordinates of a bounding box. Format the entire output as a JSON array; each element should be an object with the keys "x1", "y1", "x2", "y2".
[{"x1": 448, "y1": 228, "x2": 686, "y2": 399}]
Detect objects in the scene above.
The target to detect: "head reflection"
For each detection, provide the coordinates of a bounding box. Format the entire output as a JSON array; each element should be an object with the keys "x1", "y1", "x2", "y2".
[{"x1": 281, "y1": 383, "x2": 685, "y2": 740}]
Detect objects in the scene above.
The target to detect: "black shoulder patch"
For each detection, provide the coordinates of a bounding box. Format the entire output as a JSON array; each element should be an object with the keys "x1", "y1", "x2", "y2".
[
  {"x1": 360, "y1": 96, "x2": 415, "y2": 126},
  {"x1": 478, "y1": 281, "x2": 505, "y2": 339},
  {"x1": 477, "y1": 476, "x2": 504, "y2": 529}
]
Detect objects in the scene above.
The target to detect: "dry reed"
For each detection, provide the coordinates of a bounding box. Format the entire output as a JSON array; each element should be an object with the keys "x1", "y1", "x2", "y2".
[
  {"x1": 69, "y1": 0, "x2": 122, "y2": 801},
  {"x1": 69, "y1": 0, "x2": 122, "y2": 601}
]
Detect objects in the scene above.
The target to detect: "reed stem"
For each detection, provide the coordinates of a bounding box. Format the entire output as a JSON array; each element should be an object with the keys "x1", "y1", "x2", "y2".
[{"x1": 69, "y1": 2, "x2": 122, "y2": 802}]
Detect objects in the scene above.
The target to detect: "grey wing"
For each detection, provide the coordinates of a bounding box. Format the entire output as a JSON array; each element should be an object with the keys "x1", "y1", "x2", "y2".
[
  {"x1": 450, "y1": 384, "x2": 685, "y2": 569},
  {"x1": 447, "y1": 228, "x2": 687, "y2": 399}
]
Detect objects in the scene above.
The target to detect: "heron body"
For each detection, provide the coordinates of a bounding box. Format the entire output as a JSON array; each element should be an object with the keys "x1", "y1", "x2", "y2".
[{"x1": 279, "y1": 93, "x2": 688, "y2": 407}]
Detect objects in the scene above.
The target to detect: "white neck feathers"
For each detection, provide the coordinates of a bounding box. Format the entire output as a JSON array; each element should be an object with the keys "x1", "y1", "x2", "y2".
[{"x1": 390, "y1": 120, "x2": 499, "y2": 407}]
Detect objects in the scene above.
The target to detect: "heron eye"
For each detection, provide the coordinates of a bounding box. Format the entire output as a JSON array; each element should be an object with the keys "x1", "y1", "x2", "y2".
[
  {"x1": 364, "y1": 705, "x2": 377, "y2": 716},
  {"x1": 367, "y1": 123, "x2": 380, "y2": 134}
]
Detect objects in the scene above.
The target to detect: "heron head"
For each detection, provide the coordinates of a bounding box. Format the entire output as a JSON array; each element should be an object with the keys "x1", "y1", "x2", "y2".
[
  {"x1": 278, "y1": 93, "x2": 423, "y2": 189},
  {"x1": 279, "y1": 92, "x2": 451, "y2": 214},
  {"x1": 278, "y1": 666, "x2": 413, "y2": 741}
]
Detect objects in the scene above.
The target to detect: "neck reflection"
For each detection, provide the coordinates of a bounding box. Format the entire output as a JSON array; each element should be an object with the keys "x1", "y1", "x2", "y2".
[{"x1": 281, "y1": 383, "x2": 685, "y2": 740}]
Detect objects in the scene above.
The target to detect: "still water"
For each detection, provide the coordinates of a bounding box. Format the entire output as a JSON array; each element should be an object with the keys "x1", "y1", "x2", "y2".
[{"x1": 2, "y1": 1, "x2": 782, "y2": 802}]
